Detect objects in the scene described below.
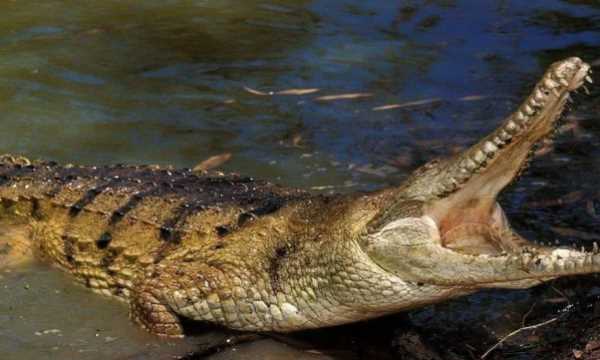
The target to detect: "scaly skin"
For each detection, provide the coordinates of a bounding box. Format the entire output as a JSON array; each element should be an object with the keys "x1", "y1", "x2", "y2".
[{"x1": 0, "y1": 57, "x2": 596, "y2": 337}]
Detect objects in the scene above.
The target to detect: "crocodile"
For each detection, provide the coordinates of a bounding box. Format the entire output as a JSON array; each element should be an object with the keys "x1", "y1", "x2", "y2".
[{"x1": 0, "y1": 57, "x2": 595, "y2": 338}]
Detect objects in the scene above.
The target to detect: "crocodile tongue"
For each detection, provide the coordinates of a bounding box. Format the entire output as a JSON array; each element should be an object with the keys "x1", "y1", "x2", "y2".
[{"x1": 425, "y1": 57, "x2": 592, "y2": 255}]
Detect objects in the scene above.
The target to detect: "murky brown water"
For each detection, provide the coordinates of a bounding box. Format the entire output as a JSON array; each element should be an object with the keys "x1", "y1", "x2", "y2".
[{"x1": 1, "y1": 0, "x2": 600, "y2": 359}]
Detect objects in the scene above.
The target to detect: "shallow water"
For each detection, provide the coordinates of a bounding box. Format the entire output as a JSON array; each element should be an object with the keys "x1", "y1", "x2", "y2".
[{"x1": 1, "y1": 0, "x2": 600, "y2": 359}]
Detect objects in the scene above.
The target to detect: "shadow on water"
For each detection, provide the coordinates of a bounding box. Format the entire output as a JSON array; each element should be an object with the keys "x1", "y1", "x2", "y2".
[{"x1": 1, "y1": 0, "x2": 600, "y2": 359}]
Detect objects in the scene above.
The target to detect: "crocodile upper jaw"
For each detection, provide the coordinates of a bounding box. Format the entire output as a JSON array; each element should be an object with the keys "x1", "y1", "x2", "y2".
[{"x1": 427, "y1": 57, "x2": 591, "y2": 257}]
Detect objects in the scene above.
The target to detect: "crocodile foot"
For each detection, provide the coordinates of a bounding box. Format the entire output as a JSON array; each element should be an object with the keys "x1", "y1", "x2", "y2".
[{"x1": 130, "y1": 278, "x2": 185, "y2": 338}]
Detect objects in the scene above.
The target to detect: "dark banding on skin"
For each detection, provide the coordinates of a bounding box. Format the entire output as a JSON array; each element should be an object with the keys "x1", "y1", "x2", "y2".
[
  {"x1": 61, "y1": 234, "x2": 76, "y2": 266},
  {"x1": 0, "y1": 155, "x2": 311, "y2": 297},
  {"x1": 69, "y1": 186, "x2": 107, "y2": 216},
  {"x1": 267, "y1": 242, "x2": 299, "y2": 293}
]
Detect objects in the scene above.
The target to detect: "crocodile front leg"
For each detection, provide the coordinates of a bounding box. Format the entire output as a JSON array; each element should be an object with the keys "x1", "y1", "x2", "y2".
[
  {"x1": 130, "y1": 273, "x2": 185, "y2": 337},
  {"x1": 128, "y1": 254, "x2": 320, "y2": 336},
  {"x1": 129, "y1": 260, "x2": 249, "y2": 337}
]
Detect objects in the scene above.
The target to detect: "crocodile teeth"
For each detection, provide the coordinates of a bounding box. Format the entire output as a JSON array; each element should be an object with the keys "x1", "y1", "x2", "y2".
[
  {"x1": 492, "y1": 136, "x2": 505, "y2": 147},
  {"x1": 544, "y1": 78, "x2": 559, "y2": 89},
  {"x1": 434, "y1": 183, "x2": 446, "y2": 195},
  {"x1": 505, "y1": 120, "x2": 520, "y2": 134},
  {"x1": 585, "y1": 253, "x2": 593, "y2": 266},
  {"x1": 520, "y1": 253, "x2": 532, "y2": 267},
  {"x1": 482, "y1": 141, "x2": 497, "y2": 156},
  {"x1": 460, "y1": 158, "x2": 478, "y2": 171},
  {"x1": 455, "y1": 168, "x2": 470, "y2": 183},
  {"x1": 529, "y1": 98, "x2": 541, "y2": 108},
  {"x1": 439, "y1": 180, "x2": 456, "y2": 193},
  {"x1": 522, "y1": 104, "x2": 535, "y2": 116},
  {"x1": 559, "y1": 78, "x2": 569, "y2": 87},
  {"x1": 498, "y1": 130, "x2": 512, "y2": 141},
  {"x1": 515, "y1": 111, "x2": 527, "y2": 124},
  {"x1": 594, "y1": 242, "x2": 598, "y2": 254},
  {"x1": 586, "y1": 75, "x2": 593, "y2": 83},
  {"x1": 472, "y1": 150, "x2": 487, "y2": 164},
  {"x1": 534, "y1": 89, "x2": 545, "y2": 102}
]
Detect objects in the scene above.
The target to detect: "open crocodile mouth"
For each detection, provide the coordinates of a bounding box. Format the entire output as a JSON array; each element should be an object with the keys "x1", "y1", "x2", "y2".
[{"x1": 427, "y1": 57, "x2": 593, "y2": 257}]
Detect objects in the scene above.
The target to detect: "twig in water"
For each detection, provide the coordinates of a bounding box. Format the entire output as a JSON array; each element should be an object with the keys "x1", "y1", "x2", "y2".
[{"x1": 480, "y1": 317, "x2": 559, "y2": 359}]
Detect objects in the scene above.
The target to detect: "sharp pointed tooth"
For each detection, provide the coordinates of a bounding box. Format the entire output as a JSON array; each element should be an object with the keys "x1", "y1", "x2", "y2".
[
  {"x1": 544, "y1": 78, "x2": 559, "y2": 89},
  {"x1": 472, "y1": 150, "x2": 487, "y2": 165},
  {"x1": 442, "y1": 180, "x2": 456, "y2": 193},
  {"x1": 458, "y1": 167, "x2": 470, "y2": 175},
  {"x1": 505, "y1": 120, "x2": 520, "y2": 134},
  {"x1": 566, "y1": 95, "x2": 573, "y2": 103},
  {"x1": 461, "y1": 158, "x2": 478, "y2": 171},
  {"x1": 594, "y1": 242, "x2": 598, "y2": 253},
  {"x1": 493, "y1": 136, "x2": 505, "y2": 147},
  {"x1": 498, "y1": 130, "x2": 512, "y2": 141},
  {"x1": 435, "y1": 183, "x2": 447, "y2": 195},
  {"x1": 521, "y1": 253, "x2": 532, "y2": 267},
  {"x1": 553, "y1": 259, "x2": 563, "y2": 271},
  {"x1": 586, "y1": 75, "x2": 593, "y2": 83},
  {"x1": 455, "y1": 168, "x2": 470, "y2": 183},
  {"x1": 552, "y1": 88, "x2": 560, "y2": 97},
  {"x1": 482, "y1": 141, "x2": 497, "y2": 156},
  {"x1": 560, "y1": 78, "x2": 569, "y2": 87},
  {"x1": 585, "y1": 253, "x2": 593, "y2": 266},
  {"x1": 522, "y1": 104, "x2": 535, "y2": 115},
  {"x1": 515, "y1": 111, "x2": 528, "y2": 123}
]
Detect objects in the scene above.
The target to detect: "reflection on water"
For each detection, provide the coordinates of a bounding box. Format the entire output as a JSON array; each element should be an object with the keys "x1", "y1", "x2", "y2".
[{"x1": 1, "y1": 0, "x2": 600, "y2": 359}]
